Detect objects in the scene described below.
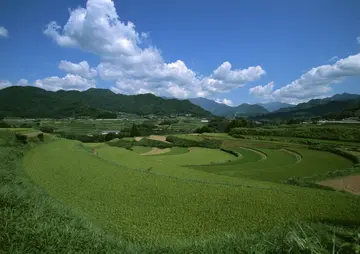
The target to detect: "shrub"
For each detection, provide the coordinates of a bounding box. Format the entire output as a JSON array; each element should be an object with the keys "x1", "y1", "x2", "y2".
[
  {"x1": 37, "y1": 133, "x2": 44, "y2": 142},
  {"x1": 194, "y1": 125, "x2": 215, "y2": 134},
  {"x1": 107, "y1": 139, "x2": 133, "y2": 149},
  {"x1": 220, "y1": 148, "x2": 238, "y2": 157},
  {"x1": 15, "y1": 133, "x2": 28, "y2": 144},
  {"x1": 40, "y1": 126, "x2": 54, "y2": 133},
  {"x1": 0, "y1": 121, "x2": 10, "y2": 128},
  {"x1": 166, "y1": 136, "x2": 222, "y2": 149},
  {"x1": 59, "y1": 133, "x2": 105, "y2": 143},
  {"x1": 136, "y1": 138, "x2": 172, "y2": 148},
  {"x1": 104, "y1": 132, "x2": 122, "y2": 142},
  {"x1": 20, "y1": 123, "x2": 32, "y2": 128},
  {"x1": 130, "y1": 124, "x2": 141, "y2": 137}
]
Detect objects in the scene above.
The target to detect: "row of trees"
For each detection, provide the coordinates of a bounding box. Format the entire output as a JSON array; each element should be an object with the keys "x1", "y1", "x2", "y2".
[{"x1": 195, "y1": 117, "x2": 258, "y2": 134}]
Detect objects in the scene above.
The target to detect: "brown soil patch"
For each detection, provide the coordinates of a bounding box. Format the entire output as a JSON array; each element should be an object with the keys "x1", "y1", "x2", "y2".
[
  {"x1": 23, "y1": 131, "x2": 43, "y2": 137},
  {"x1": 135, "y1": 137, "x2": 143, "y2": 141},
  {"x1": 141, "y1": 147, "x2": 171, "y2": 155},
  {"x1": 148, "y1": 135, "x2": 170, "y2": 143},
  {"x1": 319, "y1": 175, "x2": 360, "y2": 195}
]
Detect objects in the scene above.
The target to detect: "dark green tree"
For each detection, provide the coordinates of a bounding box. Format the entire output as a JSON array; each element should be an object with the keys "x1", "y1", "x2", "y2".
[{"x1": 130, "y1": 124, "x2": 141, "y2": 137}]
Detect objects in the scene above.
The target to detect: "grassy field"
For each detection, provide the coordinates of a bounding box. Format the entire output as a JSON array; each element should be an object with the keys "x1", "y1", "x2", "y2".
[
  {"x1": 24, "y1": 139, "x2": 360, "y2": 243},
  {"x1": 151, "y1": 146, "x2": 189, "y2": 156},
  {"x1": 131, "y1": 146, "x2": 152, "y2": 154},
  {"x1": 0, "y1": 128, "x2": 358, "y2": 252}
]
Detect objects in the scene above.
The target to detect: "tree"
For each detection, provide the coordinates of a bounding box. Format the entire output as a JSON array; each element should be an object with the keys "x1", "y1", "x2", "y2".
[
  {"x1": 105, "y1": 132, "x2": 118, "y2": 141},
  {"x1": 0, "y1": 121, "x2": 10, "y2": 128},
  {"x1": 130, "y1": 124, "x2": 141, "y2": 137},
  {"x1": 37, "y1": 133, "x2": 44, "y2": 142},
  {"x1": 40, "y1": 126, "x2": 54, "y2": 133}
]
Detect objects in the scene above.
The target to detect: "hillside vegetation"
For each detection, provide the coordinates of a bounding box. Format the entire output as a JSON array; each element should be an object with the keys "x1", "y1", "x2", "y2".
[
  {"x1": 255, "y1": 94, "x2": 360, "y2": 120},
  {"x1": 0, "y1": 86, "x2": 211, "y2": 118},
  {"x1": 229, "y1": 126, "x2": 360, "y2": 142}
]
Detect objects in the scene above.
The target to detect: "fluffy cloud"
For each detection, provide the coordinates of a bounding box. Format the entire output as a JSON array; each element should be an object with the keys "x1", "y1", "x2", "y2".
[
  {"x1": 0, "y1": 79, "x2": 30, "y2": 89},
  {"x1": 44, "y1": 0, "x2": 265, "y2": 97},
  {"x1": 215, "y1": 98, "x2": 233, "y2": 106},
  {"x1": 357, "y1": 36, "x2": 360, "y2": 44},
  {"x1": 0, "y1": 80, "x2": 12, "y2": 89},
  {"x1": 249, "y1": 81, "x2": 275, "y2": 101},
  {"x1": 0, "y1": 26, "x2": 8, "y2": 38},
  {"x1": 59, "y1": 60, "x2": 97, "y2": 78},
  {"x1": 34, "y1": 74, "x2": 96, "y2": 91},
  {"x1": 249, "y1": 53, "x2": 360, "y2": 104},
  {"x1": 0, "y1": 76, "x2": 94, "y2": 92},
  {"x1": 16, "y1": 79, "x2": 29, "y2": 86}
]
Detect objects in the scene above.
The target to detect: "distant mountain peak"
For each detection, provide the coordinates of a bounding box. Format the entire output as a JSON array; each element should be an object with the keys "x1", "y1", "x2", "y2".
[{"x1": 189, "y1": 98, "x2": 268, "y2": 117}]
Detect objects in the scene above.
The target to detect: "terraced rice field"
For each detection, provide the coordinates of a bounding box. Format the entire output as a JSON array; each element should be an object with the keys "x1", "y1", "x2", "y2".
[
  {"x1": 193, "y1": 147, "x2": 352, "y2": 182},
  {"x1": 23, "y1": 135, "x2": 360, "y2": 243},
  {"x1": 131, "y1": 146, "x2": 152, "y2": 154}
]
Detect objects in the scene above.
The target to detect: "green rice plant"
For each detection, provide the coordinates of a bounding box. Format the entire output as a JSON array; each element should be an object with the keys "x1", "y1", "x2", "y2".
[
  {"x1": 132, "y1": 146, "x2": 152, "y2": 154},
  {"x1": 3, "y1": 130, "x2": 360, "y2": 252},
  {"x1": 23, "y1": 139, "x2": 360, "y2": 243}
]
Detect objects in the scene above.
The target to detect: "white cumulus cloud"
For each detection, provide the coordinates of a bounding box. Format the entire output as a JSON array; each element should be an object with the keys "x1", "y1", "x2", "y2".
[
  {"x1": 249, "y1": 81, "x2": 275, "y2": 101},
  {"x1": 44, "y1": 0, "x2": 265, "y2": 98},
  {"x1": 34, "y1": 74, "x2": 96, "y2": 91},
  {"x1": 0, "y1": 26, "x2": 8, "y2": 38},
  {"x1": 59, "y1": 60, "x2": 97, "y2": 78},
  {"x1": 0, "y1": 76, "x2": 94, "y2": 92},
  {"x1": 249, "y1": 53, "x2": 360, "y2": 104},
  {"x1": 215, "y1": 98, "x2": 233, "y2": 106},
  {"x1": 16, "y1": 79, "x2": 29, "y2": 86},
  {"x1": 0, "y1": 80, "x2": 12, "y2": 89}
]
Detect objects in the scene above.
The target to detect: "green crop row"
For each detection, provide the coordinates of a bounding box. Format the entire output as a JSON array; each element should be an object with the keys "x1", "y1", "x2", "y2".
[
  {"x1": 229, "y1": 127, "x2": 360, "y2": 142},
  {"x1": 166, "y1": 135, "x2": 222, "y2": 148}
]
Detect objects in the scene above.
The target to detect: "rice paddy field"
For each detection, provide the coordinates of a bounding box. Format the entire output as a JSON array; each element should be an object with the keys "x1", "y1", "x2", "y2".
[{"x1": 21, "y1": 132, "x2": 360, "y2": 248}]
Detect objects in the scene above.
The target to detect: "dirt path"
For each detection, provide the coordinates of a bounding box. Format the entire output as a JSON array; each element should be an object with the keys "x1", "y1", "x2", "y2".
[
  {"x1": 280, "y1": 149, "x2": 302, "y2": 163},
  {"x1": 141, "y1": 147, "x2": 171, "y2": 155},
  {"x1": 135, "y1": 137, "x2": 143, "y2": 141},
  {"x1": 240, "y1": 147, "x2": 267, "y2": 160},
  {"x1": 148, "y1": 135, "x2": 170, "y2": 143},
  {"x1": 318, "y1": 175, "x2": 360, "y2": 195}
]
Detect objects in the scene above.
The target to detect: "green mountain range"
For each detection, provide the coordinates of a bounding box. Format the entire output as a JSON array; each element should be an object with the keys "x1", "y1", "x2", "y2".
[
  {"x1": 0, "y1": 86, "x2": 211, "y2": 118},
  {"x1": 257, "y1": 102, "x2": 294, "y2": 112},
  {"x1": 254, "y1": 93, "x2": 360, "y2": 120}
]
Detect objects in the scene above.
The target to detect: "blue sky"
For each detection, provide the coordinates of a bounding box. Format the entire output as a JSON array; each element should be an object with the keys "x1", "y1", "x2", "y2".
[{"x1": 0, "y1": 0, "x2": 359, "y2": 106}]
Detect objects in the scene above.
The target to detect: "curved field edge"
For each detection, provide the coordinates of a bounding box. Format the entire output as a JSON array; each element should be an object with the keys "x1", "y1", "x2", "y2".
[{"x1": 23, "y1": 139, "x2": 360, "y2": 242}]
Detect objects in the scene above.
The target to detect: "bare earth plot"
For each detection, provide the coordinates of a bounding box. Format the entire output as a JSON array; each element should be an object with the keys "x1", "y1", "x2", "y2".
[
  {"x1": 319, "y1": 175, "x2": 360, "y2": 195},
  {"x1": 148, "y1": 135, "x2": 169, "y2": 143},
  {"x1": 142, "y1": 147, "x2": 171, "y2": 155},
  {"x1": 134, "y1": 137, "x2": 143, "y2": 141}
]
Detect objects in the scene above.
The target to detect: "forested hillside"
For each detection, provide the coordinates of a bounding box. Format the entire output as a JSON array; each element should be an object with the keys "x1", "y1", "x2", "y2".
[{"x1": 0, "y1": 86, "x2": 211, "y2": 118}]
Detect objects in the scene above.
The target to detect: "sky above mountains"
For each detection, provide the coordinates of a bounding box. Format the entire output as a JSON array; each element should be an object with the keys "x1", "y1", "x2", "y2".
[{"x1": 0, "y1": 0, "x2": 360, "y2": 106}]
